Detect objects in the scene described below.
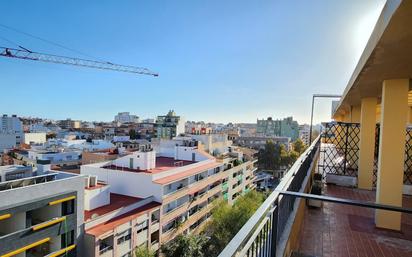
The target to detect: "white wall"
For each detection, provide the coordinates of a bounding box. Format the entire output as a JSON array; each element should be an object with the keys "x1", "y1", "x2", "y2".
[
  {"x1": 174, "y1": 147, "x2": 209, "y2": 162},
  {"x1": 113, "y1": 151, "x2": 156, "y2": 170},
  {"x1": 28, "y1": 150, "x2": 80, "y2": 162},
  {"x1": 84, "y1": 185, "x2": 110, "y2": 211},
  {"x1": 24, "y1": 132, "x2": 46, "y2": 144},
  {"x1": 81, "y1": 165, "x2": 163, "y2": 201}
]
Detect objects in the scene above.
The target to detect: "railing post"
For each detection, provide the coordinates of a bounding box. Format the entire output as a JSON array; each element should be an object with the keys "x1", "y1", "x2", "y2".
[{"x1": 270, "y1": 201, "x2": 278, "y2": 257}]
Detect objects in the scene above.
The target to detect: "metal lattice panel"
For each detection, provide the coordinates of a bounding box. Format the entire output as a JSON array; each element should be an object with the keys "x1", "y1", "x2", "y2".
[
  {"x1": 404, "y1": 128, "x2": 412, "y2": 185},
  {"x1": 373, "y1": 124, "x2": 380, "y2": 187},
  {"x1": 319, "y1": 122, "x2": 360, "y2": 177},
  {"x1": 373, "y1": 125, "x2": 412, "y2": 186}
]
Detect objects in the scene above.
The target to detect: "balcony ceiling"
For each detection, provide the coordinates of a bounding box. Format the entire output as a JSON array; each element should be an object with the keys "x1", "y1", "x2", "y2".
[{"x1": 334, "y1": 0, "x2": 412, "y2": 117}]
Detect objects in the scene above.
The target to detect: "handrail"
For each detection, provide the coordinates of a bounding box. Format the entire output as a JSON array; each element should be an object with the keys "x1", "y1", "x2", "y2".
[
  {"x1": 277, "y1": 191, "x2": 412, "y2": 214},
  {"x1": 218, "y1": 136, "x2": 320, "y2": 257}
]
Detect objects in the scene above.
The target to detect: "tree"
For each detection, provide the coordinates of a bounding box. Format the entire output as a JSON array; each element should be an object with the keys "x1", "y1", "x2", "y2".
[
  {"x1": 135, "y1": 245, "x2": 155, "y2": 257},
  {"x1": 292, "y1": 138, "x2": 306, "y2": 154},
  {"x1": 161, "y1": 234, "x2": 208, "y2": 257},
  {"x1": 129, "y1": 129, "x2": 138, "y2": 140},
  {"x1": 258, "y1": 140, "x2": 281, "y2": 171},
  {"x1": 204, "y1": 191, "x2": 265, "y2": 256}
]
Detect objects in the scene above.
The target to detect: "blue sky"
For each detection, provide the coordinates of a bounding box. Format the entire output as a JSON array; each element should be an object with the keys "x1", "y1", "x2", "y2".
[{"x1": 0, "y1": 0, "x2": 385, "y2": 124}]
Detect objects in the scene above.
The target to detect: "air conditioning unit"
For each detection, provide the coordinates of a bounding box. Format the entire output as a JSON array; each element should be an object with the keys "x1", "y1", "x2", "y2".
[
  {"x1": 89, "y1": 175, "x2": 97, "y2": 187},
  {"x1": 85, "y1": 176, "x2": 90, "y2": 188}
]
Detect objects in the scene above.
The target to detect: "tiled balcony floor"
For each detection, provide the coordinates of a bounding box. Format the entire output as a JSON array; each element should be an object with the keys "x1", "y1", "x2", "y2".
[{"x1": 297, "y1": 184, "x2": 412, "y2": 257}]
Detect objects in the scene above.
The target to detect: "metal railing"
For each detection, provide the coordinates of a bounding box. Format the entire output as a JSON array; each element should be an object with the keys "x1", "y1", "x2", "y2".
[{"x1": 218, "y1": 137, "x2": 321, "y2": 257}]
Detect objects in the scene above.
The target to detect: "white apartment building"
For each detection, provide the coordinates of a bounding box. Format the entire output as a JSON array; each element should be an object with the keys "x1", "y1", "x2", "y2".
[
  {"x1": 81, "y1": 138, "x2": 257, "y2": 250},
  {"x1": 23, "y1": 132, "x2": 47, "y2": 145},
  {"x1": 1, "y1": 114, "x2": 23, "y2": 134},
  {"x1": 1, "y1": 114, "x2": 23, "y2": 150},
  {"x1": 114, "y1": 112, "x2": 140, "y2": 124}
]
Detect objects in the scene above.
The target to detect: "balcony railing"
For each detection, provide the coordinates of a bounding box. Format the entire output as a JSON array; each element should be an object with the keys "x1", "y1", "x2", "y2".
[{"x1": 218, "y1": 137, "x2": 321, "y2": 257}]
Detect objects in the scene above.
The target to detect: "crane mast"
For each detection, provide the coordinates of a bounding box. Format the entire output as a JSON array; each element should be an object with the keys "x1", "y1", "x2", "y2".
[{"x1": 0, "y1": 46, "x2": 158, "y2": 77}]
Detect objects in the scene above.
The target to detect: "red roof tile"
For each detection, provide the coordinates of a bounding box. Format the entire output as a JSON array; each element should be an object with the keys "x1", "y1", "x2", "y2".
[{"x1": 84, "y1": 193, "x2": 142, "y2": 221}]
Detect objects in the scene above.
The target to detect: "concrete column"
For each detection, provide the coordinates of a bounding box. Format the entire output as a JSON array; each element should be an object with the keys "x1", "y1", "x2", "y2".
[
  {"x1": 408, "y1": 107, "x2": 412, "y2": 124},
  {"x1": 351, "y1": 105, "x2": 361, "y2": 123},
  {"x1": 376, "y1": 79, "x2": 409, "y2": 230},
  {"x1": 358, "y1": 98, "x2": 377, "y2": 190}
]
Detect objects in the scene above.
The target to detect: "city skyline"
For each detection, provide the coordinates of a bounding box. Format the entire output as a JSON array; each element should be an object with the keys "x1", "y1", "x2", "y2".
[{"x1": 0, "y1": 0, "x2": 384, "y2": 124}]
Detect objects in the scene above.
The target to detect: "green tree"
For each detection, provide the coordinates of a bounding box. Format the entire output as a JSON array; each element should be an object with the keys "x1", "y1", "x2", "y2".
[
  {"x1": 204, "y1": 191, "x2": 265, "y2": 256},
  {"x1": 258, "y1": 141, "x2": 281, "y2": 170},
  {"x1": 129, "y1": 129, "x2": 138, "y2": 140},
  {"x1": 292, "y1": 138, "x2": 306, "y2": 154},
  {"x1": 161, "y1": 234, "x2": 208, "y2": 257},
  {"x1": 135, "y1": 245, "x2": 155, "y2": 257}
]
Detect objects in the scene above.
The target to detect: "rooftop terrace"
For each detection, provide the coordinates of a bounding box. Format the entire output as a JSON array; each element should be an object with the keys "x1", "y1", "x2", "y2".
[
  {"x1": 102, "y1": 156, "x2": 195, "y2": 174},
  {"x1": 84, "y1": 193, "x2": 142, "y2": 221}
]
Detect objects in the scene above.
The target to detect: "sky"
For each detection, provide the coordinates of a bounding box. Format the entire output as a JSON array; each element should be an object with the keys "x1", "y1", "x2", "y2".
[{"x1": 0, "y1": 0, "x2": 385, "y2": 124}]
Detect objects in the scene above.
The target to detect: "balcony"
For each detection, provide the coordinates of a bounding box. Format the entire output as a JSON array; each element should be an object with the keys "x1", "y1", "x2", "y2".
[
  {"x1": 296, "y1": 184, "x2": 412, "y2": 257},
  {"x1": 218, "y1": 137, "x2": 412, "y2": 257},
  {"x1": 0, "y1": 213, "x2": 76, "y2": 256}
]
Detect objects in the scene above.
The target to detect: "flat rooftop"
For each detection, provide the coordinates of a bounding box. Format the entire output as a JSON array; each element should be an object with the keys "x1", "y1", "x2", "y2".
[
  {"x1": 0, "y1": 171, "x2": 78, "y2": 192},
  {"x1": 84, "y1": 193, "x2": 143, "y2": 221},
  {"x1": 102, "y1": 156, "x2": 195, "y2": 174}
]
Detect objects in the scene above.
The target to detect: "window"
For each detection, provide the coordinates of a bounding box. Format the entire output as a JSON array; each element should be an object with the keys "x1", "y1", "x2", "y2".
[
  {"x1": 62, "y1": 199, "x2": 75, "y2": 215},
  {"x1": 61, "y1": 230, "x2": 75, "y2": 247},
  {"x1": 117, "y1": 229, "x2": 131, "y2": 245},
  {"x1": 120, "y1": 252, "x2": 132, "y2": 257},
  {"x1": 136, "y1": 220, "x2": 148, "y2": 233}
]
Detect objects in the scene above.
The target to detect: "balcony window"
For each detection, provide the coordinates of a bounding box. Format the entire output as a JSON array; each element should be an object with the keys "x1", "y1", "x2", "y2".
[
  {"x1": 62, "y1": 199, "x2": 75, "y2": 215},
  {"x1": 117, "y1": 229, "x2": 131, "y2": 245},
  {"x1": 164, "y1": 179, "x2": 188, "y2": 195},
  {"x1": 151, "y1": 210, "x2": 160, "y2": 224},
  {"x1": 136, "y1": 220, "x2": 148, "y2": 233},
  {"x1": 61, "y1": 230, "x2": 75, "y2": 248},
  {"x1": 163, "y1": 195, "x2": 189, "y2": 214},
  {"x1": 162, "y1": 214, "x2": 186, "y2": 233},
  {"x1": 99, "y1": 236, "x2": 114, "y2": 255}
]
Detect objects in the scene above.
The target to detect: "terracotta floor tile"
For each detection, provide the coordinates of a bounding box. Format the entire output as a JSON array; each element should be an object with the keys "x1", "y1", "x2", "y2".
[{"x1": 297, "y1": 184, "x2": 412, "y2": 257}]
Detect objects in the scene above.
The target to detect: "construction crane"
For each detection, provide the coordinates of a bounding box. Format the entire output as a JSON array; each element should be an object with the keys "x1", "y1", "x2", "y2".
[{"x1": 0, "y1": 46, "x2": 158, "y2": 77}]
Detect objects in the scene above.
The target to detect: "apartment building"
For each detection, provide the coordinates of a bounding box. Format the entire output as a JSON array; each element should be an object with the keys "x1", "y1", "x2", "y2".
[
  {"x1": 0, "y1": 114, "x2": 24, "y2": 151},
  {"x1": 155, "y1": 110, "x2": 185, "y2": 139},
  {"x1": 114, "y1": 112, "x2": 139, "y2": 125},
  {"x1": 0, "y1": 163, "x2": 85, "y2": 257},
  {"x1": 234, "y1": 136, "x2": 291, "y2": 151},
  {"x1": 256, "y1": 116, "x2": 299, "y2": 140},
  {"x1": 298, "y1": 124, "x2": 310, "y2": 146},
  {"x1": 83, "y1": 177, "x2": 161, "y2": 257},
  {"x1": 23, "y1": 132, "x2": 47, "y2": 145},
  {"x1": 58, "y1": 119, "x2": 81, "y2": 130},
  {"x1": 80, "y1": 138, "x2": 257, "y2": 248}
]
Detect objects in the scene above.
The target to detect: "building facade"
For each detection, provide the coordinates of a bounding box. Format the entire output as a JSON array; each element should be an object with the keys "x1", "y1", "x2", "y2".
[
  {"x1": 155, "y1": 110, "x2": 185, "y2": 139},
  {"x1": 80, "y1": 138, "x2": 257, "y2": 253},
  {"x1": 298, "y1": 124, "x2": 310, "y2": 145},
  {"x1": 256, "y1": 116, "x2": 299, "y2": 140},
  {"x1": 0, "y1": 164, "x2": 85, "y2": 257},
  {"x1": 114, "y1": 112, "x2": 140, "y2": 125}
]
